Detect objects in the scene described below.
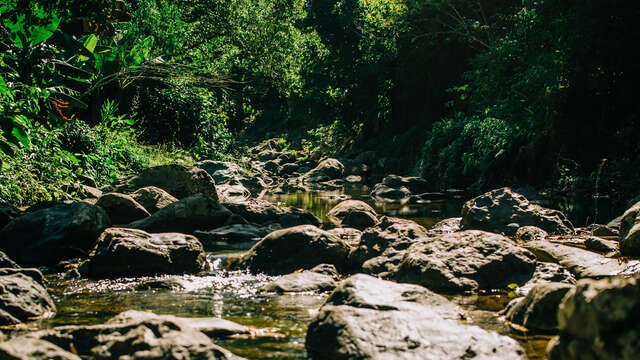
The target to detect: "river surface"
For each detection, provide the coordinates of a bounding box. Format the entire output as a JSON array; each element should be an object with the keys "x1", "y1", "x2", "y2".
[{"x1": 40, "y1": 184, "x2": 552, "y2": 359}]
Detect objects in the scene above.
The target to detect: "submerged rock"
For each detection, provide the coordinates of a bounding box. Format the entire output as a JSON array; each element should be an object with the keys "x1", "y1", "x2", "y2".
[
  {"x1": 114, "y1": 164, "x2": 219, "y2": 200},
  {"x1": 194, "y1": 223, "x2": 274, "y2": 251},
  {"x1": 306, "y1": 274, "x2": 526, "y2": 360},
  {"x1": 0, "y1": 272, "x2": 56, "y2": 325},
  {"x1": 88, "y1": 228, "x2": 206, "y2": 278},
  {"x1": 130, "y1": 186, "x2": 178, "y2": 214},
  {"x1": 326, "y1": 200, "x2": 379, "y2": 230},
  {"x1": 392, "y1": 230, "x2": 537, "y2": 293},
  {"x1": 95, "y1": 192, "x2": 150, "y2": 224},
  {"x1": 237, "y1": 225, "x2": 350, "y2": 275},
  {"x1": 370, "y1": 183, "x2": 411, "y2": 202},
  {"x1": 0, "y1": 202, "x2": 110, "y2": 266},
  {"x1": 223, "y1": 199, "x2": 320, "y2": 227},
  {"x1": 128, "y1": 194, "x2": 235, "y2": 234},
  {"x1": 13, "y1": 310, "x2": 246, "y2": 359},
  {"x1": 462, "y1": 187, "x2": 573, "y2": 235},
  {"x1": 504, "y1": 282, "x2": 574, "y2": 332},
  {"x1": 548, "y1": 275, "x2": 640, "y2": 360}
]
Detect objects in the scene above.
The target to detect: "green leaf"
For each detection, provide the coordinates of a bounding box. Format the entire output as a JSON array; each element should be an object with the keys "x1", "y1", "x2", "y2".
[
  {"x1": 84, "y1": 34, "x2": 99, "y2": 53},
  {"x1": 0, "y1": 75, "x2": 12, "y2": 100},
  {"x1": 29, "y1": 26, "x2": 54, "y2": 46},
  {"x1": 11, "y1": 126, "x2": 29, "y2": 148}
]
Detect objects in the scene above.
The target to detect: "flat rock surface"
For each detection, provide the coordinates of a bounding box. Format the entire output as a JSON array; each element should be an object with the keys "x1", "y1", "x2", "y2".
[{"x1": 524, "y1": 240, "x2": 640, "y2": 278}]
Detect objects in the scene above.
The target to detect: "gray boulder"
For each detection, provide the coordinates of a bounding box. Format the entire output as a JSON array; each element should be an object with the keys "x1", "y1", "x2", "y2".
[
  {"x1": 621, "y1": 214, "x2": 640, "y2": 255},
  {"x1": 14, "y1": 310, "x2": 245, "y2": 359},
  {"x1": 259, "y1": 271, "x2": 336, "y2": 293},
  {"x1": 348, "y1": 217, "x2": 430, "y2": 276},
  {"x1": 327, "y1": 227, "x2": 362, "y2": 247},
  {"x1": 96, "y1": 192, "x2": 150, "y2": 224},
  {"x1": 88, "y1": 228, "x2": 206, "y2": 278},
  {"x1": 0, "y1": 338, "x2": 80, "y2": 360},
  {"x1": 130, "y1": 186, "x2": 178, "y2": 214},
  {"x1": 302, "y1": 158, "x2": 344, "y2": 182},
  {"x1": 585, "y1": 236, "x2": 618, "y2": 253},
  {"x1": 195, "y1": 160, "x2": 242, "y2": 184},
  {"x1": 326, "y1": 200, "x2": 378, "y2": 230},
  {"x1": 0, "y1": 202, "x2": 110, "y2": 266},
  {"x1": 427, "y1": 217, "x2": 462, "y2": 235},
  {"x1": 515, "y1": 226, "x2": 548, "y2": 242},
  {"x1": 128, "y1": 194, "x2": 235, "y2": 234},
  {"x1": 0, "y1": 273, "x2": 56, "y2": 325},
  {"x1": 306, "y1": 274, "x2": 526, "y2": 360},
  {"x1": 516, "y1": 262, "x2": 576, "y2": 296},
  {"x1": 392, "y1": 230, "x2": 537, "y2": 293},
  {"x1": 114, "y1": 164, "x2": 219, "y2": 200},
  {"x1": 504, "y1": 282, "x2": 574, "y2": 332},
  {"x1": 619, "y1": 200, "x2": 640, "y2": 239},
  {"x1": 237, "y1": 225, "x2": 350, "y2": 275},
  {"x1": 462, "y1": 187, "x2": 573, "y2": 235},
  {"x1": 381, "y1": 174, "x2": 430, "y2": 193},
  {"x1": 548, "y1": 275, "x2": 640, "y2": 360},
  {"x1": 370, "y1": 183, "x2": 411, "y2": 202}
]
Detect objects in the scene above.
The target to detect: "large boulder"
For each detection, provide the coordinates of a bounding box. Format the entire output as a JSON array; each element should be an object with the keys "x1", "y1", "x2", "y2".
[
  {"x1": 621, "y1": 213, "x2": 640, "y2": 255},
  {"x1": 348, "y1": 217, "x2": 430, "y2": 276},
  {"x1": 462, "y1": 187, "x2": 574, "y2": 235},
  {"x1": 306, "y1": 274, "x2": 526, "y2": 360},
  {"x1": 392, "y1": 230, "x2": 537, "y2": 293},
  {"x1": 516, "y1": 262, "x2": 576, "y2": 296},
  {"x1": 128, "y1": 194, "x2": 235, "y2": 234},
  {"x1": 114, "y1": 164, "x2": 219, "y2": 200},
  {"x1": 381, "y1": 174, "x2": 430, "y2": 194},
  {"x1": 259, "y1": 270, "x2": 337, "y2": 294},
  {"x1": 524, "y1": 240, "x2": 640, "y2": 278},
  {"x1": 619, "y1": 200, "x2": 640, "y2": 239},
  {"x1": 0, "y1": 250, "x2": 19, "y2": 268},
  {"x1": 302, "y1": 158, "x2": 344, "y2": 182},
  {"x1": 14, "y1": 310, "x2": 245, "y2": 359},
  {"x1": 326, "y1": 200, "x2": 378, "y2": 230},
  {"x1": 237, "y1": 225, "x2": 350, "y2": 275},
  {"x1": 0, "y1": 338, "x2": 80, "y2": 360},
  {"x1": 0, "y1": 202, "x2": 110, "y2": 266},
  {"x1": 130, "y1": 186, "x2": 178, "y2": 214},
  {"x1": 88, "y1": 228, "x2": 206, "y2": 278},
  {"x1": 548, "y1": 275, "x2": 640, "y2": 360},
  {"x1": 95, "y1": 192, "x2": 150, "y2": 224},
  {"x1": 195, "y1": 160, "x2": 242, "y2": 184},
  {"x1": 370, "y1": 183, "x2": 411, "y2": 202},
  {"x1": 223, "y1": 199, "x2": 320, "y2": 227},
  {"x1": 0, "y1": 203, "x2": 21, "y2": 230},
  {"x1": 504, "y1": 282, "x2": 574, "y2": 332},
  {"x1": 0, "y1": 272, "x2": 56, "y2": 325}
]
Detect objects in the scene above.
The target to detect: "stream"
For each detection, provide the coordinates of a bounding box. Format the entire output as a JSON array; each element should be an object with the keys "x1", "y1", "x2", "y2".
[{"x1": 40, "y1": 184, "x2": 552, "y2": 359}]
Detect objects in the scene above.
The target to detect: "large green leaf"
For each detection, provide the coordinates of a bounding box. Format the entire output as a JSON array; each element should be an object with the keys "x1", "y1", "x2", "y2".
[
  {"x1": 78, "y1": 34, "x2": 99, "y2": 61},
  {"x1": 11, "y1": 126, "x2": 29, "y2": 148}
]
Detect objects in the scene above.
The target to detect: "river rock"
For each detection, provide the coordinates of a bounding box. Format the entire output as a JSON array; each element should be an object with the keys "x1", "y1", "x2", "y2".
[
  {"x1": 278, "y1": 162, "x2": 300, "y2": 176},
  {"x1": 0, "y1": 250, "x2": 19, "y2": 268},
  {"x1": 515, "y1": 226, "x2": 549, "y2": 242},
  {"x1": 95, "y1": 192, "x2": 150, "y2": 224},
  {"x1": 326, "y1": 200, "x2": 378, "y2": 230},
  {"x1": 427, "y1": 217, "x2": 462, "y2": 235},
  {"x1": 195, "y1": 160, "x2": 242, "y2": 184},
  {"x1": 504, "y1": 282, "x2": 574, "y2": 332},
  {"x1": 548, "y1": 275, "x2": 640, "y2": 360},
  {"x1": 257, "y1": 149, "x2": 281, "y2": 162},
  {"x1": 462, "y1": 187, "x2": 574, "y2": 235},
  {"x1": 586, "y1": 223, "x2": 619, "y2": 237},
  {"x1": 88, "y1": 228, "x2": 206, "y2": 278},
  {"x1": 306, "y1": 274, "x2": 526, "y2": 360},
  {"x1": 516, "y1": 262, "x2": 576, "y2": 296},
  {"x1": 302, "y1": 158, "x2": 344, "y2": 182},
  {"x1": 524, "y1": 240, "x2": 640, "y2": 278},
  {"x1": 370, "y1": 183, "x2": 411, "y2": 202},
  {"x1": 392, "y1": 230, "x2": 537, "y2": 293},
  {"x1": 584, "y1": 236, "x2": 618, "y2": 253},
  {"x1": 130, "y1": 186, "x2": 178, "y2": 214},
  {"x1": 0, "y1": 273, "x2": 56, "y2": 325},
  {"x1": 327, "y1": 228, "x2": 362, "y2": 247},
  {"x1": 16, "y1": 310, "x2": 245, "y2": 359},
  {"x1": 0, "y1": 338, "x2": 80, "y2": 360},
  {"x1": 621, "y1": 214, "x2": 640, "y2": 255},
  {"x1": 194, "y1": 223, "x2": 275, "y2": 251},
  {"x1": 348, "y1": 217, "x2": 430, "y2": 276},
  {"x1": 381, "y1": 174, "x2": 430, "y2": 194},
  {"x1": 236, "y1": 175, "x2": 267, "y2": 196},
  {"x1": 619, "y1": 200, "x2": 640, "y2": 239},
  {"x1": 237, "y1": 225, "x2": 350, "y2": 275},
  {"x1": 114, "y1": 164, "x2": 219, "y2": 200},
  {"x1": 108, "y1": 310, "x2": 250, "y2": 338},
  {"x1": 0, "y1": 202, "x2": 110, "y2": 266},
  {"x1": 128, "y1": 194, "x2": 235, "y2": 234},
  {"x1": 0, "y1": 268, "x2": 46, "y2": 287},
  {"x1": 223, "y1": 199, "x2": 320, "y2": 227},
  {"x1": 259, "y1": 271, "x2": 336, "y2": 293}
]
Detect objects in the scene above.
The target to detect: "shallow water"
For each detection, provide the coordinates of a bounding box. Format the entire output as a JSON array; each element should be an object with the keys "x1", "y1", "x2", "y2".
[{"x1": 35, "y1": 184, "x2": 550, "y2": 359}]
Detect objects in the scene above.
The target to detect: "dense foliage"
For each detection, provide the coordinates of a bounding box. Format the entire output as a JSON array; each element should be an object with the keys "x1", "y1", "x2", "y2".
[{"x1": 2, "y1": 0, "x2": 639, "y2": 214}]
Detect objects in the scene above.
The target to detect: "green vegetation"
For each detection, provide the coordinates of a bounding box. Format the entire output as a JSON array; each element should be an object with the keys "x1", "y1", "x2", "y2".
[{"x1": 2, "y1": 0, "x2": 638, "y2": 212}]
